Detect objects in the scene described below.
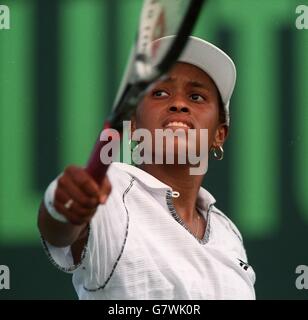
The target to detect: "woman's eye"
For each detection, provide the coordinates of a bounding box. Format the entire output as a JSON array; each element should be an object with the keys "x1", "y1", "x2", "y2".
[
  {"x1": 190, "y1": 94, "x2": 205, "y2": 102},
  {"x1": 152, "y1": 90, "x2": 169, "y2": 97}
]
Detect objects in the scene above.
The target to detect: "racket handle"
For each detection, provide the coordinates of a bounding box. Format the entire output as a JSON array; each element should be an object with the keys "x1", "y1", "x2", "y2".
[{"x1": 85, "y1": 121, "x2": 119, "y2": 184}]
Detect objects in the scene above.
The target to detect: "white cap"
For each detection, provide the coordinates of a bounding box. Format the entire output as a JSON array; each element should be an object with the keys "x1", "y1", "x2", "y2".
[{"x1": 151, "y1": 36, "x2": 237, "y2": 124}]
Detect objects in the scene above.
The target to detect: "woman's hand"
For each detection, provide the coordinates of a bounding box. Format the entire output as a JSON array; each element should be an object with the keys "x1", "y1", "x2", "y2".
[{"x1": 54, "y1": 165, "x2": 112, "y2": 225}]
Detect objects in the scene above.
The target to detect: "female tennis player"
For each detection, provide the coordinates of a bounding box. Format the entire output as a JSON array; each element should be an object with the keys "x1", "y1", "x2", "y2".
[{"x1": 38, "y1": 36, "x2": 256, "y2": 300}]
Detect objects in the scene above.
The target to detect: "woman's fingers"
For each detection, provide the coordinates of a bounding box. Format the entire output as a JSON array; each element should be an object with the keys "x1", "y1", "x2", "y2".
[{"x1": 53, "y1": 165, "x2": 112, "y2": 225}]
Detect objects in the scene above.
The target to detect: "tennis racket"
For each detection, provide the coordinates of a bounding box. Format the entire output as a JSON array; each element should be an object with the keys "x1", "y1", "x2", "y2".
[{"x1": 86, "y1": 0, "x2": 205, "y2": 184}]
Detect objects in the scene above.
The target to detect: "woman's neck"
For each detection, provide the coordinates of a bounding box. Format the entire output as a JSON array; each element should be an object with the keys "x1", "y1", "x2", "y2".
[{"x1": 139, "y1": 163, "x2": 204, "y2": 223}]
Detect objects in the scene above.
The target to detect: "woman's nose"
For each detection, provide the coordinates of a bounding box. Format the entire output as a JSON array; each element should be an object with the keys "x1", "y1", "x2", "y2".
[{"x1": 168, "y1": 105, "x2": 189, "y2": 113}]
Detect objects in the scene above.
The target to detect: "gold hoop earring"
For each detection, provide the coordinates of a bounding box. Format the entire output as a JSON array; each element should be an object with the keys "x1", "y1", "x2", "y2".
[{"x1": 213, "y1": 146, "x2": 224, "y2": 160}]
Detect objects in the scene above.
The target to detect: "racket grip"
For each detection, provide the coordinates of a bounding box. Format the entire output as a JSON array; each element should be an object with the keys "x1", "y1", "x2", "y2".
[{"x1": 85, "y1": 121, "x2": 118, "y2": 184}]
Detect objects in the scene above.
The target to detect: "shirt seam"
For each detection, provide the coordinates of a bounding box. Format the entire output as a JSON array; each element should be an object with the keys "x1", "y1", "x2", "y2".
[
  {"x1": 40, "y1": 224, "x2": 90, "y2": 274},
  {"x1": 83, "y1": 177, "x2": 134, "y2": 292}
]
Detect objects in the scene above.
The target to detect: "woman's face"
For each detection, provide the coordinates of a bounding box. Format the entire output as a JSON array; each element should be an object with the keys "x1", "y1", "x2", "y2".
[{"x1": 133, "y1": 62, "x2": 228, "y2": 162}]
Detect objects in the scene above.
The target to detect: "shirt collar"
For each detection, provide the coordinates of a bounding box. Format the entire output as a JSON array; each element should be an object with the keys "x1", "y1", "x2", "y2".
[
  {"x1": 111, "y1": 162, "x2": 171, "y2": 190},
  {"x1": 111, "y1": 162, "x2": 216, "y2": 211},
  {"x1": 197, "y1": 186, "x2": 216, "y2": 212}
]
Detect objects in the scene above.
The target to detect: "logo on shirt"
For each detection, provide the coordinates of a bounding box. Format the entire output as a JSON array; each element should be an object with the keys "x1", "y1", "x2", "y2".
[
  {"x1": 0, "y1": 265, "x2": 10, "y2": 290},
  {"x1": 238, "y1": 259, "x2": 249, "y2": 271},
  {"x1": 0, "y1": 5, "x2": 10, "y2": 30}
]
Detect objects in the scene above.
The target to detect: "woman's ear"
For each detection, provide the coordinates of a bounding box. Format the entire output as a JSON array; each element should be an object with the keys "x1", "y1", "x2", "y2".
[{"x1": 212, "y1": 123, "x2": 229, "y2": 149}]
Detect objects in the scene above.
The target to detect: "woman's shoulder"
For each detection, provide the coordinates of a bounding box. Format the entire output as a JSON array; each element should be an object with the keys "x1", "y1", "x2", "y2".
[
  {"x1": 210, "y1": 205, "x2": 243, "y2": 243},
  {"x1": 107, "y1": 162, "x2": 135, "y2": 188}
]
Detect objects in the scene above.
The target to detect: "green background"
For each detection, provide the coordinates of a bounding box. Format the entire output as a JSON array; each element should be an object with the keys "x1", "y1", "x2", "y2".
[{"x1": 0, "y1": 0, "x2": 308, "y2": 299}]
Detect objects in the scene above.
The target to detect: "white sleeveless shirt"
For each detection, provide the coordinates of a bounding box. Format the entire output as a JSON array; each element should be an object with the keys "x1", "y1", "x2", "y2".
[{"x1": 42, "y1": 162, "x2": 256, "y2": 300}]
